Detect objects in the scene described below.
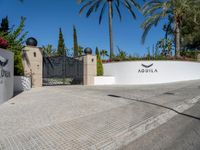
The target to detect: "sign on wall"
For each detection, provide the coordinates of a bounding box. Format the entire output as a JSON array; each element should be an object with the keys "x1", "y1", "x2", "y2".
[
  {"x1": 0, "y1": 49, "x2": 14, "y2": 104},
  {"x1": 138, "y1": 63, "x2": 158, "y2": 73}
]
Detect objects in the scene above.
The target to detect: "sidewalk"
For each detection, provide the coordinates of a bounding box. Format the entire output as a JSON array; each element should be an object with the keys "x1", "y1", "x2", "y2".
[{"x1": 0, "y1": 80, "x2": 200, "y2": 150}]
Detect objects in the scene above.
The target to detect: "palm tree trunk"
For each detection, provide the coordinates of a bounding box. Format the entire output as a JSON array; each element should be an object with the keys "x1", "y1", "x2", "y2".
[
  {"x1": 175, "y1": 22, "x2": 181, "y2": 58},
  {"x1": 108, "y1": 1, "x2": 114, "y2": 59}
]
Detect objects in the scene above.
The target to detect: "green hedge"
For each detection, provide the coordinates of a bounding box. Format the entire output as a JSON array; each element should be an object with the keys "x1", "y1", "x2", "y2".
[
  {"x1": 95, "y1": 47, "x2": 103, "y2": 76},
  {"x1": 14, "y1": 52, "x2": 24, "y2": 76}
]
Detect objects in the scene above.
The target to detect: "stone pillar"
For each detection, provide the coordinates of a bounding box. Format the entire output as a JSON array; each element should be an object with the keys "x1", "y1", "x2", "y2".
[
  {"x1": 197, "y1": 54, "x2": 200, "y2": 62},
  {"x1": 83, "y1": 55, "x2": 97, "y2": 85},
  {"x1": 22, "y1": 46, "x2": 43, "y2": 87}
]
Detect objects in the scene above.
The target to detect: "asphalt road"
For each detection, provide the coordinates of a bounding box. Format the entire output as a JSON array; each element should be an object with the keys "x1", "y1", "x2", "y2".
[{"x1": 122, "y1": 100, "x2": 200, "y2": 150}]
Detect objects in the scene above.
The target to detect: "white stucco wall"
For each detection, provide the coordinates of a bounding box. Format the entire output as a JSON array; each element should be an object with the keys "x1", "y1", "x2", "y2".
[
  {"x1": 94, "y1": 76, "x2": 115, "y2": 85},
  {"x1": 103, "y1": 61, "x2": 200, "y2": 85},
  {"x1": 0, "y1": 49, "x2": 14, "y2": 104}
]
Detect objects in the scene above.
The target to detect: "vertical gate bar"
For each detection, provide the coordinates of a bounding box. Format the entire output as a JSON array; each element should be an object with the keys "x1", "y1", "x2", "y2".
[
  {"x1": 42, "y1": 57, "x2": 44, "y2": 86},
  {"x1": 64, "y1": 54, "x2": 66, "y2": 84},
  {"x1": 62, "y1": 53, "x2": 64, "y2": 84}
]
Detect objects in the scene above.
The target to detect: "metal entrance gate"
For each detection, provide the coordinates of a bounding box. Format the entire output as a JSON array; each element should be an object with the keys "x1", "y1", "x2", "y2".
[{"x1": 43, "y1": 56, "x2": 83, "y2": 86}]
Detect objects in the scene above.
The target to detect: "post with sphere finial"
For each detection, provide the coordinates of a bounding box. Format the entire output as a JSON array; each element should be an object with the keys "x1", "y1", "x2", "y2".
[
  {"x1": 22, "y1": 37, "x2": 43, "y2": 88},
  {"x1": 83, "y1": 47, "x2": 97, "y2": 85}
]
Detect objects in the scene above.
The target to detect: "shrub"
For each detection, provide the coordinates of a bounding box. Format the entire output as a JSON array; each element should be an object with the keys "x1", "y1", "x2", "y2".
[
  {"x1": 112, "y1": 47, "x2": 127, "y2": 61},
  {"x1": 180, "y1": 50, "x2": 199, "y2": 59},
  {"x1": 14, "y1": 51, "x2": 24, "y2": 76},
  {"x1": 95, "y1": 47, "x2": 103, "y2": 76}
]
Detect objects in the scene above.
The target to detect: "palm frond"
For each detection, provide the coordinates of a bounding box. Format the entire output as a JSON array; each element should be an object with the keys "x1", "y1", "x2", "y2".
[
  {"x1": 141, "y1": 12, "x2": 165, "y2": 43},
  {"x1": 122, "y1": 0, "x2": 136, "y2": 19},
  {"x1": 143, "y1": 3, "x2": 163, "y2": 16},
  {"x1": 86, "y1": 2, "x2": 98, "y2": 17},
  {"x1": 79, "y1": 0, "x2": 94, "y2": 14},
  {"x1": 99, "y1": 2, "x2": 107, "y2": 24},
  {"x1": 114, "y1": 2, "x2": 122, "y2": 21},
  {"x1": 111, "y1": 2, "x2": 113, "y2": 19},
  {"x1": 95, "y1": 0, "x2": 102, "y2": 12},
  {"x1": 129, "y1": 0, "x2": 141, "y2": 10}
]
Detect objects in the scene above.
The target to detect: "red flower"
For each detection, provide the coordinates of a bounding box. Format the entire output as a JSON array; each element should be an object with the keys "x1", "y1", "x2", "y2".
[
  {"x1": 102, "y1": 59, "x2": 113, "y2": 63},
  {"x1": 0, "y1": 37, "x2": 8, "y2": 49}
]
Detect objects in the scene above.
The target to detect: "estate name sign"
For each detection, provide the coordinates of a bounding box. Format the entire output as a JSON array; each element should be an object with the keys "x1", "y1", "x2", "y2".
[
  {"x1": 0, "y1": 49, "x2": 13, "y2": 104},
  {"x1": 138, "y1": 63, "x2": 158, "y2": 73},
  {"x1": 0, "y1": 56, "x2": 11, "y2": 84}
]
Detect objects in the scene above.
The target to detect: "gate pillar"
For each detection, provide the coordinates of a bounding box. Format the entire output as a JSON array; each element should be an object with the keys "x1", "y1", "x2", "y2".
[
  {"x1": 22, "y1": 46, "x2": 43, "y2": 88},
  {"x1": 83, "y1": 55, "x2": 97, "y2": 85}
]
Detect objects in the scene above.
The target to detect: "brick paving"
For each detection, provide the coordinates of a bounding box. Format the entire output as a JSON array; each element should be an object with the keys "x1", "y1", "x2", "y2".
[{"x1": 0, "y1": 80, "x2": 200, "y2": 150}]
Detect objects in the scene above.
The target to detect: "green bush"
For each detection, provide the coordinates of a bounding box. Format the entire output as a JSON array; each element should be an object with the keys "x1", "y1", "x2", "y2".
[
  {"x1": 95, "y1": 47, "x2": 103, "y2": 76},
  {"x1": 14, "y1": 52, "x2": 24, "y2": 76},
  {"x1": 180, "y1": 50, "x2": 199, "y2": 59}
]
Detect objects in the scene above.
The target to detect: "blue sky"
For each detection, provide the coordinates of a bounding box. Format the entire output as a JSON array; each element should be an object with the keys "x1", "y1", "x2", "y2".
[{"x1": 0, "y1": 0, "x2": 165, "y2": 56}]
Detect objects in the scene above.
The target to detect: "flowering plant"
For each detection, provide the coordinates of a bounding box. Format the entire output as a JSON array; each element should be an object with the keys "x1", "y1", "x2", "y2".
[
  {"x1": 102, "y1": 59, "x2": 113, "y2": 63},
  {"x1": 0, "y1": 37, "x2": 8, "y2": 49}
]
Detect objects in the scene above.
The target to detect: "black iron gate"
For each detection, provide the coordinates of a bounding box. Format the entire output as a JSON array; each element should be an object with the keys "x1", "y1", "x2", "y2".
[{"x1": 43, "y1": 56, "x2": 83, "y2": 86}]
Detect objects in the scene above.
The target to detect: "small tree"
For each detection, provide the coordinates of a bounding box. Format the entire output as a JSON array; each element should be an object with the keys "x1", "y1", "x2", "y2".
[
  {"x1": 0, "y1": 16, "x2": 9, "y2": 33},
  {"x1": 100, "y1": 49, "x2": 109, "y2": 60},
  {"x1": 73, "y1": 25, "x2": 79, "y2": 57},
  {"x1": 112, "y1": 46, "x2": 127, "y2": 61},
  {"x1": 57, "y1": 28, "x2": 65, "y2": 56},
  {"x1": 0, "y1": 17, "x2": 27, "y2": 76},
  {"x1": 95, "y1": 47, "x2": 103, "y2": 76},
  {"x1": 78, "y1": 46, "x2": 84, "y2": 56},
  {"x1": 42, "y1": 44, "x2": 56, "y2": 57}
]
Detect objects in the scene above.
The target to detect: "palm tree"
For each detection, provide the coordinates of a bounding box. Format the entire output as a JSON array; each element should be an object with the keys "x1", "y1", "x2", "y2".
[
  {"x1": 42, "y1": 44, "x2": 56, "y2": 57},
  {"x1": 78, "y1": 0, "x2": 140, "y2": 60},
  {"x1": 100, "y1": 49, "x2": 109, "y2": 59},
  {"x1": 141, "y1": 0, "x2": 196, "y2": 58}
]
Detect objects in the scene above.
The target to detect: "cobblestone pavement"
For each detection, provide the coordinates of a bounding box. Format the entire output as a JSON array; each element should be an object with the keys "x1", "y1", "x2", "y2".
[{"x1": 0, "y1": 80, "x2": 200, "y2": 149}]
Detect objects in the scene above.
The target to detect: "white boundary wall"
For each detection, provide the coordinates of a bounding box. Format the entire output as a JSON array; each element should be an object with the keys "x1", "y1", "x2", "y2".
[
  {"x1": 103, "y1": 61, "x2": 200, "y2": 85},
  {"x1": 94, "y1": 76, "x2": 115, "y2": 85},
  {"x1": 0, "y1": 49, "x2": 14, "y2": 103}
]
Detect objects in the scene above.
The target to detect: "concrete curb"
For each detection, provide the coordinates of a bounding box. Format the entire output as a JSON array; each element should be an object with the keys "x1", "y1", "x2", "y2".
[{"x1": 92, "y1": 95, "x2": 200, "y2": 150}]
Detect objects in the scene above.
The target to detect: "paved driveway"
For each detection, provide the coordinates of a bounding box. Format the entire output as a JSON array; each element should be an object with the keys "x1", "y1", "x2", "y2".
[{"x1": 0, "y1": 80, "x2": 200, "y2": 149}]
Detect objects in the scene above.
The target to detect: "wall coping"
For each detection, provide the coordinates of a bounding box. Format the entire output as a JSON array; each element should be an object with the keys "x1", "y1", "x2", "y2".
[{"x1": 103, "y1": 60, "x2": 200, "y2": 64}]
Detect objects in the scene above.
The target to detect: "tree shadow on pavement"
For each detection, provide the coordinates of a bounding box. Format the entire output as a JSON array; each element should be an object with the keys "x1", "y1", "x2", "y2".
[{"x1": 108, "y1": 94, "x2": 200, "y2": 121}]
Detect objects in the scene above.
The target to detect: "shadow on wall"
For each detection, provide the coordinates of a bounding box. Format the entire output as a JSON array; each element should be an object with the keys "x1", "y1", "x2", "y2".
[{"x1": 13, "y1": 91, "x2": 23, "y2": 97}]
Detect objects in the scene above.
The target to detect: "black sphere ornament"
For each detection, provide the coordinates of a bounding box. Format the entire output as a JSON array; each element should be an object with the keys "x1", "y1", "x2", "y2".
[
  {"x1": 84, "y1": 47, "x2": 92, "y2": 55},
  {"x1": 26, "y1": 37, "x2": 38, "y2": 46}
]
